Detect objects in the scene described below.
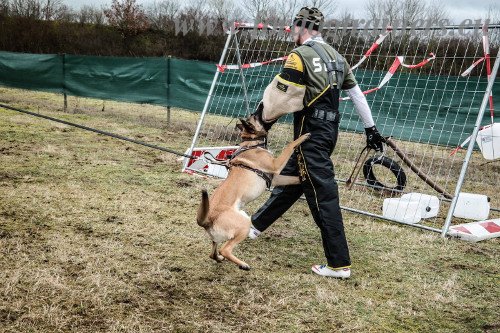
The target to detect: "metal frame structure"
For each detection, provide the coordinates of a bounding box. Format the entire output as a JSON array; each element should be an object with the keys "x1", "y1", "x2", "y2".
[{"x1": 187, "y1": 24, "x2": 499, "y2": 238}]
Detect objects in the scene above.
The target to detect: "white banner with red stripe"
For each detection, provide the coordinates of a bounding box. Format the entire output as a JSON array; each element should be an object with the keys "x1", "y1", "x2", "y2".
[
  {"x1": 448, "y1": 218, "x2": 500, "y2": 242},
  {"x1": 182, "y1": 146, "x2": 238, "y2": 179}
]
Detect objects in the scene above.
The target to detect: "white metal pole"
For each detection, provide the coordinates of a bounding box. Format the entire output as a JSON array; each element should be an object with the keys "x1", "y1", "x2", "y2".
[
  {"x1": 184, "y1": 32, "x2": 234, "y2": 170},
  {"x1": 233, "y1": 33, "x2": 251, "y2": 115},
  {"x1": 441, "y1": 54, "x2": 500, "y2": 237}
]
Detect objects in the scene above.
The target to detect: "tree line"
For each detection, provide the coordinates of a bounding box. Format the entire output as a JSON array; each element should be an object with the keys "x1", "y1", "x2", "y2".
[{"x1": 0, "y1": 0, "x2": 498, "y2": 61}]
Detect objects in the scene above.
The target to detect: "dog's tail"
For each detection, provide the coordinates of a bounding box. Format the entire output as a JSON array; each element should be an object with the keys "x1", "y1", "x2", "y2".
[{"x1": 196, "y1": 190, "x2": 210, "y2": 228}]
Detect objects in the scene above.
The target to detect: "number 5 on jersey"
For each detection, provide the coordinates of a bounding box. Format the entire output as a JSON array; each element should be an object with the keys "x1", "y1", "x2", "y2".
[{"x1": 313, "y1": 57, "x2": 327, "y2": 72}]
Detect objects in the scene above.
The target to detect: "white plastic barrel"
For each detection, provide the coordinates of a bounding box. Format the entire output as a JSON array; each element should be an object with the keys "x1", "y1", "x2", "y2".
[
  {"x1": 453, "y1": 192, "x2": 490, "y2": 220},
  {"x1": 476, "y1": 123, "x2": 500, "y2": 160},
  {"x1": 401, "y1": 193, "x2": 440, "y2": 219},
  {"x1": 383, "y1": 198, "x2": 422, "y2": 224}
]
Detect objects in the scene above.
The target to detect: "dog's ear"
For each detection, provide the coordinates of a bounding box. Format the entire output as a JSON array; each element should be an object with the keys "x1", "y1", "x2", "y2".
[
  {"x1": 236, "y1": 123, "x2": 244, "y2": 131},
  {"x1": 239, "y1": 118, "x2": 255, "y2": 132}
]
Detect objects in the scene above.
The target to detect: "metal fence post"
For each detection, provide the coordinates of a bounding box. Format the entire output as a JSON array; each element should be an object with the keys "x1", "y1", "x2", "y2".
[
  {"x1": 166, "y1": 55, "x2": 172, "y2": 126},
  {"x1": 62, "y1": 53, "x2": 67, "y2": 112},
  {"x1": 441, "y1": 54, "x2": 500, "y2": 237},
  {"x1": 233, "y1": 33, "x2": 251, "y2": 115},
  {"x1": 184, "y1": 31, "x2": 234, "y2": 170}
]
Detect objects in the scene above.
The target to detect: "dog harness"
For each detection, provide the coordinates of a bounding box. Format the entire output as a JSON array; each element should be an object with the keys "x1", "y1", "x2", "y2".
[{"x1": 228, "y1": 143, "x2": 274, "y2": 189}]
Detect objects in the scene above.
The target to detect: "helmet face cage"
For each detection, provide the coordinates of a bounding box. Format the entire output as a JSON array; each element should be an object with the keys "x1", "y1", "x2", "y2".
[{"x1": 292, "y1": 6, "x2": 324, "y2": 31}]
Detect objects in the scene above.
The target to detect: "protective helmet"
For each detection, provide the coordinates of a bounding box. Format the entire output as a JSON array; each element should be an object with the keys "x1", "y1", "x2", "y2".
[{"x1": 292, "y1": 7, "x2": 324, "y2": 31}]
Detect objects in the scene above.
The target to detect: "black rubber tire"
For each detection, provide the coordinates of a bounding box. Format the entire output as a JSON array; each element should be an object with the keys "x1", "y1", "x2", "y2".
[{"x1": 363, "y1": 156, "x2": 407, "y2": 192}]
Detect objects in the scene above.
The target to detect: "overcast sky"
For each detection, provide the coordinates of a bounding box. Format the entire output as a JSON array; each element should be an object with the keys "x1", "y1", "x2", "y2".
[{"x1": 64, "y1": 0, "x2": 498, "y2": 23}]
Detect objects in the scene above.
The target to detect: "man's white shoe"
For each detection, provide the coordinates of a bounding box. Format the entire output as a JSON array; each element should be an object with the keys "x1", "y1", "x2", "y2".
[
  {"x1": 311, "y1": 265, "x2": 351, "y2": 279},
  {"x1": 248, "y1": 225, "x2": 261, "y2": 239}
]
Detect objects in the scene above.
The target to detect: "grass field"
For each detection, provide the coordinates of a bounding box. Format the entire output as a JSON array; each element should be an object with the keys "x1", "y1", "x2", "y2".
[{"x1": 0, "y1": 87, "x2": 499, "y2": 333}]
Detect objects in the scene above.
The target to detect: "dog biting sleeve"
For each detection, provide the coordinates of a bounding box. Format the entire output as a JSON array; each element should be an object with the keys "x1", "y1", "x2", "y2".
[{"x1": 262, "y1": 74, "x2": 306, "y2": 122}]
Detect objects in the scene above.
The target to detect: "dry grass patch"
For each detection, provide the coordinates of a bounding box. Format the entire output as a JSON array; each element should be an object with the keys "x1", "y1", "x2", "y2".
[{"x1": 0, "y1": 88, "x2": 499, "y2": 333}]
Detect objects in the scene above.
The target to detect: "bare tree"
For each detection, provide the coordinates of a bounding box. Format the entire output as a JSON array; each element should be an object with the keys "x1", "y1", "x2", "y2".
[
  {"x1": 209, "y1": 0, "x2": 236, "y2": 21},
  {"x1": 240, "y1": 0, "x2": 272, "y2": 21},
  {"x1": 334, "y1": 8, "x2": 355, "y2": 26},
  {"x1": 8, "y1": 0, "x2": 69, "y2": 20},
  {"x1": 10, "y1": 0, "x2": 42, "y2": 18},
  {"x1": 487, "y1": 4, "x2": 500, "y2": 46},
  {"x1": 487, "y1": 4, "x2": 500, "y2": 24},
  {"x1": 303, "y1": 0, "x2": 336, "y2": 18},
  {"x1": 365, "y1": 0, "x2": 391, "y2": 25},
  {"x1": 104, "y1": 0, "x2": 150, "y2": 37},
  {"x1": 0, "y1": 0, "x2": 9, "y2": 15},
  {"x1": 272, "y1": 0, "x2": 300, "y2": 25},
  {"x1": 146, "y1": 0, "x2": 181, "y2": 30},
  {"x1": 400, "y1": 0, "x2": 426, "y2": 26},
  {"x1": 43, "y1": 0, "x2": 64, "y2": 20},
  {"x1": 425, "y1": 0, "x2": 448, "y2": 25},
  {"x1": 366, "y1": 0, "x2": 428, "y2": 27},
  {"x1": 182, "y1": 0, "x2": 209, "y2": 21},
  {"x1": 77, "y1": 5, "x2": 104, "y2": 25}
]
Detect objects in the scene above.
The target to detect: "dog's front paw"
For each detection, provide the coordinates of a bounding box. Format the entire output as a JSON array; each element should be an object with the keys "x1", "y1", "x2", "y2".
[
  {"x1": 210, "y1": 253, "x2": 225, "y2": 263},
  {"x1": 239, "y1": 265, "x2": 251, "y2": 271}
]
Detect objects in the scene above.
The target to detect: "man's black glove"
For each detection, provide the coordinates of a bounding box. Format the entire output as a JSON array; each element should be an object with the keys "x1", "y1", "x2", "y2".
[
  {"x1": 364, "y1": 126, "x2": 385, "y2": 152},
  {"x1": 252, "y1": 101, "x2": 277, "y2": 131}
]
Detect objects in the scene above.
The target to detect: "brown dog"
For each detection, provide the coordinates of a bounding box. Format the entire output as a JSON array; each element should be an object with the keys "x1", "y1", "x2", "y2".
[{"x1": 196, "y1": 114, "x2": 310, "y2": 270}]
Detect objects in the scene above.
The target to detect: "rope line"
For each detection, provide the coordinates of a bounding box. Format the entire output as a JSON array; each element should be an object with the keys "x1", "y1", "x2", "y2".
[{"x1": 0, "y1": 103, "x2": 197, "y2": 160}]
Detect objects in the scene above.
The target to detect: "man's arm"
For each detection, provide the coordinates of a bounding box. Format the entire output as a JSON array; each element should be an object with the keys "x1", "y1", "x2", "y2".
[
  {"x1": 345, "y1": 85, "x2": 375, "y2": 128},
  {"x1": 342, "y1": 63, "x2": 384, "y2": 151},
  {"x1": 261, "y1": 52, "x2": 306, "y2": 122}
]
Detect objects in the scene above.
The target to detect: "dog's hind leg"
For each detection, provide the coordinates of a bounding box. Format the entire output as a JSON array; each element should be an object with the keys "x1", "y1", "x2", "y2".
[
  {"x1": 209, "y1": 241, "x2": 224, "y2": 263},
  {"x1": 219, "y1": 232, "x2": 250, "y2": 270}
]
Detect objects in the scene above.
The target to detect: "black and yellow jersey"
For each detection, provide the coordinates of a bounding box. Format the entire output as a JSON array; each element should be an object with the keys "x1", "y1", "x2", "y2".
[{"x1": 278, "y1": 41, "x2": 357, "y2": 110}]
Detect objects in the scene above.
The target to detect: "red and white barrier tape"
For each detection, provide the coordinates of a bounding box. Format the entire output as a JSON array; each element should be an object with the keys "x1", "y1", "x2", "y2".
[
  {"x1": 452, "y1": 23, "x2": 495, "y2": 155},
  {"x1": 461, "y1": 57, "x2": 485, "y2": 77},
  {"x1": 461, "y1": 23, "x2": 494, "y2": 123},
  {"x1": 233, "y1": 21, "x2": 291, "y2": 32},
  {"x1": 351, "y1": 28, "x2": 392, "y2": 71},
  {"x1": 483, "y1": 23, "x2": 494, "y2": 124},
  {"x1": 216, "y1": 56, "x2": 288, "y2": 73},
  {"x1": 217, "y1": 26, "x2": 393, "y2": 73},
  {"x1": 340, "y1": 53, "x2": 436, "y2": 101}
]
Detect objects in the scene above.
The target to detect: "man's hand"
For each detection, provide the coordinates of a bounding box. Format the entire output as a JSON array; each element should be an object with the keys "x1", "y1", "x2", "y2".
[{"x1": 364, "y1": 126, "x2": 385, "y2": 152}]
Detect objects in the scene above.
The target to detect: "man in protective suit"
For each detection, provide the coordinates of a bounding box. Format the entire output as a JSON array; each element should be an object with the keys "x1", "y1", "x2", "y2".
[{"x1": 249, "y1": 7, "x2": 385, "y2": 278}]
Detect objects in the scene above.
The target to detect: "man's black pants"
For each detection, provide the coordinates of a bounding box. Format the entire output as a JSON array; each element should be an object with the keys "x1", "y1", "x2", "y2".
[{"x1": 251, "y1": 112, "x2": 351, "y2": 269}]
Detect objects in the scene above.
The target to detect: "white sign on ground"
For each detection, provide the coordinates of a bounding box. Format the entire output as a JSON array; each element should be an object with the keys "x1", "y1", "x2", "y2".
[{"x1": 448, "y1": 218, "x2": 500, "y2": 242}]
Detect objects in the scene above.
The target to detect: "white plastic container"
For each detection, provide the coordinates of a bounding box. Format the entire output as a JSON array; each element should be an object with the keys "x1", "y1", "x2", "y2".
[
  {"x1": 476, "y1": 123, "x2": 500, "y2": 160},
  {"x1": 453, "y1": 192, "x2": 490, "y2": 220},
  {"x1": 383, "y1": 198, "x2": 422, "y2": 224},
  {"x1": 401, "y1": 193, "x2": 440, "y2": 219}
]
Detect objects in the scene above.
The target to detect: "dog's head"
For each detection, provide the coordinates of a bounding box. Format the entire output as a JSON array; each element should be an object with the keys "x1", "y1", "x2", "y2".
[{"x1": 236, "y1": 114, "x2": 268, "y2": 141}]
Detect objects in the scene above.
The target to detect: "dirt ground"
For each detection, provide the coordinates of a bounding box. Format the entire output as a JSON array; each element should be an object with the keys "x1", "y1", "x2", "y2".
[{"x1": 0, "y1": 88, "x2": 498, "y2": 332}]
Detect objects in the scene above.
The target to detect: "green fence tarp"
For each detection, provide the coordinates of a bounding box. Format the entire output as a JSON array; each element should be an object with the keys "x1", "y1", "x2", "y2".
[
  {"x1": 0, "y1": 51, "x2": 214, "y2": 110},
  {"x1": 0, "y1": 50, "x2": 498, "y2": 146},
  {"x1": 65, "y1": 55, "x2": 169, "y2": 106},
  {"x1": 168, "y1": 58, "x2": 214, "y2": 111},
  {"x1": 0, "y1": 52, "x2": 63, "y2": 93}
]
